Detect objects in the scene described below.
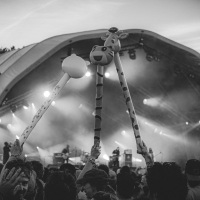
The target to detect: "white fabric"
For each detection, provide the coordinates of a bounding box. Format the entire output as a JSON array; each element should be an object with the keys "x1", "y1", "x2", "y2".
[{"x1": 0, "y1": 29, "x2": 106, "y2": 104}]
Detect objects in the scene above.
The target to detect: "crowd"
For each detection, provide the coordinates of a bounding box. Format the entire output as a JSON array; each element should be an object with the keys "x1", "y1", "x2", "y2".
[{"x1": 0, "y1": 139, "x2": 200, "y2": 200}]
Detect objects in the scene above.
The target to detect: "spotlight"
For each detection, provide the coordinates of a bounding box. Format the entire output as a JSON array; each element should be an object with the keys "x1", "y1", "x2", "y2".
[
  {"x1": 10, "y1": 104, "x2": 17, "y2": 113},
  {"x1": 103, "y1": 154, "x2": 109, "y2": 161},
  {"x1": 186, "y1": 122, "x2": 189, "y2": 125},
  {"x1": 51, "y1": 101, "x2": 55, "y2": 106},
  {"x1": 85, "y1": 71, "x2": 91, "y2": 77},
  {"x1": 105, "y1": 72, "x2": 110, "y2": 78},
  {"x1": 128, "y1": 49, "x2": 136, "y2": 60},
  {"x1": 23, "y1": 106, "x2": 28, "y2": 110},
  {"x1": 121, "y1": 130, "x2": 126, "y2": 135},
  {"x1": 146, "y1": 54, "x2": 154, "y2": 62},
  {"x1": 44, "y1": 91, "x2": 50, "y2": 98},
  {"x1": 7, "y1": 124, "x2": 11, "y2": 128},
  {"x1": 143, "y1": 99, "x2": 148, "y2": 104}
]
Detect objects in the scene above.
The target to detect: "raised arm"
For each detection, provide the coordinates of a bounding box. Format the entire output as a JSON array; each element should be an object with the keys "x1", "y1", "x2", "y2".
[
  {"x1": 139, "y1": 140, "x2": 154, "y2": 168},
  {"x1": 76, "y1": 141, "x2": 101, "y2": 182}
]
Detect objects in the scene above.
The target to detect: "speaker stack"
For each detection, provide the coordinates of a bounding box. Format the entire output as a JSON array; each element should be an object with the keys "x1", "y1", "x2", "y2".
[
  {"x1": 53, "y1": 153, "x2": 64, "y2": 165},
  {"x1": 122, "y1": 149, "x2": 132, "y2": 167}
]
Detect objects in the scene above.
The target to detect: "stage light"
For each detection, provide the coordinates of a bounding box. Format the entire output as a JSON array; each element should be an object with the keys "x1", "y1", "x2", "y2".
[
  {"x1": 10, "y1": 104, "x2": 17, "y2": 113},
  {"x1": 31, "y1": 103, "x2": 37, "y2": 114},
  {"x1": 0, "y1": 118, "x2": 1, "y2": 123},
  {"x1": 103, "y1": 154, "x2": 109, "y2": 161},
  {"x1": 132, "y1": 157, "x2": 142, "y2": 162},
  {"x1": 7, "y1": 124, "x2": 11, "y2": 128},
  {"x1": 44, "y1": 91, "x2": 50, "y2": 98},
  {"x1": 128, "y1": 49, "x2": 136, "y2": 60},
  {"x1": 23, "y1": 106, "x2": 28, "y2": 110},
  {"x1": 85, "y1": 71, "x2": 91, "y2": 77},
  {"x1": 143, "y1": 97, "x2": 162, "y2": 107},
  {"x1": 186, "y1": 122, "x2": 189, "y2": 125},
  {"x1": 51, "y1": 101, "x2": 55, "y2": 106},
  {"x1": 36, "y1": 146, "x2": 39, "y2": 149},
  {"x1": 143, "y1": 99, "x2": 148, "y2": 104},
  {"x1": 105, "y1": 72, "x2": 110, "y2": 78},
  {"x1": 146, "y1": 54, "x2": 154, "y2": 62},
  {"x1": 121, "y1": 130, "x2": 126, "y2": 135},
  {"x1": 16, "y1": 135, "x2": 19, "y2": 139},
  {"x1": 25, "y1": 154, "x2": 28, "y2": 157}
]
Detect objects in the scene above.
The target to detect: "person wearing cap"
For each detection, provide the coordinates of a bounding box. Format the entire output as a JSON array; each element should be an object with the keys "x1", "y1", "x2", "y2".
[
  {"x1": 76, "y1": 142, "x2": 116, "y2": 199},
  {"x1": 185, "y1": 159, "x2": 200, "y2": 200},
  {"x1": 77, "y1": 168, "x2": 116, "y2": 200}
]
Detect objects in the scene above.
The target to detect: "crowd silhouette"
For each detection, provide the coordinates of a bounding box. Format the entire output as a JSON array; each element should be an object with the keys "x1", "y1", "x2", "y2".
[{"x1": 0, "y1": 138, "x2": 199, "y2": 200}]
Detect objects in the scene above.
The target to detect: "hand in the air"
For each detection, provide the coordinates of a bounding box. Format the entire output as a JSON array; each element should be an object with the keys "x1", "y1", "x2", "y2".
[
  {"x1": 137, "y1": 140, "x2": 148, "y2": 155},
  {"x1": 0, "y1": 167, "x2": 23, "y2": 198},
  {"x1": 10, "y1": 139, "x2": 23, "y2": 156},
  {"x1": 138, "y1": 140, "x2": 154, "y2": 167},
  {"x1": 90, "y1": 141, "x2": 101, "y2": 159}
]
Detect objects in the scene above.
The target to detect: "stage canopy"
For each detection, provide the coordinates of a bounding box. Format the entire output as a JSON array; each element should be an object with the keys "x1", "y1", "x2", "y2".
[{"x1": 1, "y1": 28, "x2": 200, "y2": 164}]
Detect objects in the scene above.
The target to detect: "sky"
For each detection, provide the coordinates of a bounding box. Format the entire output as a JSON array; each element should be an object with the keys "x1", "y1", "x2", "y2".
[
  {"x1": 1, "y1": 0, "x2": 200, "y2": 164},
  {"x1": 0, "y1": 0, "x2": 200, "y2": 53}
]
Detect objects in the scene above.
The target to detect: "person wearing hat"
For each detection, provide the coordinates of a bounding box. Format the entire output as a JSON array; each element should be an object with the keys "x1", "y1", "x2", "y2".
[
  {"x1": 76, "y1": 142, "x2": 116, "y2": 199},
  {"x1": 77, "y1": 168, "x2": 116, "y2": 200},
  {"x1": 185, "y1": 159, "x2": 200, "y2": 200}
]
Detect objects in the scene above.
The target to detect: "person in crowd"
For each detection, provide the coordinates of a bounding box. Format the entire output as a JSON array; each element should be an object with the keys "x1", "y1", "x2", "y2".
[
  {"x1": 77, "y1": 142, "x2": 117, "y2": 199},
  {"x1": 29, "y1": 161, "x2": 45, "y2": 200},
  {"x1": 24, "y1": 169, "x2": 38, "y2": 200},
  {"x1": 98, "y1": 164, "x2": 109, "y2": 176},
  {"x1": 0, "y1": 164, "x2": 4, "y2": 174},
  {"x1": 93, "y1": 191, "x2": 118, "y2": 200},
  {"x1": 112, "y1": 147, "x2": 120, "y2": 169},
  {"x1": 62, "y1": 144, "x2": 70, "y2": 164},
  {"x1": 108, "y1": 169, "x2": 117, "y2": 191},
  {"x1": 185, "y1": 159, "x2": 200, "y2": 200},
  {"x1": 77, "y1": 168, "x2": 116, "y2": 200},
  {"x1": 116, "y1": 165, "x2": 143, "y2": 200},
  {"x1": 0, "y1": 139, "x2": 40, "y2": 200},
  {"x1": 44, "y1": 171, "x2": 77, "y2": 200},
  {"x1": 60, "y1": 163, "x2": 76, "y2": 180},
  {"x1": 147, "y1": 161, "x2": 188, "y2": 200},
  {"x1": 98, "y1": 164, "x2": 116, "y2": 191},
  {"x1": 42, "y1": 167, "x2": 50, "y2": 183},
  {"x1": 3, "y1": 142, "x2": 11, "y2": 164},
  {"x1": 0, "y1": 159, "x2": 33, "y2": 200},
  {"x1": 116, "y1": 171, "x2": 136, "y2": 200}
]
